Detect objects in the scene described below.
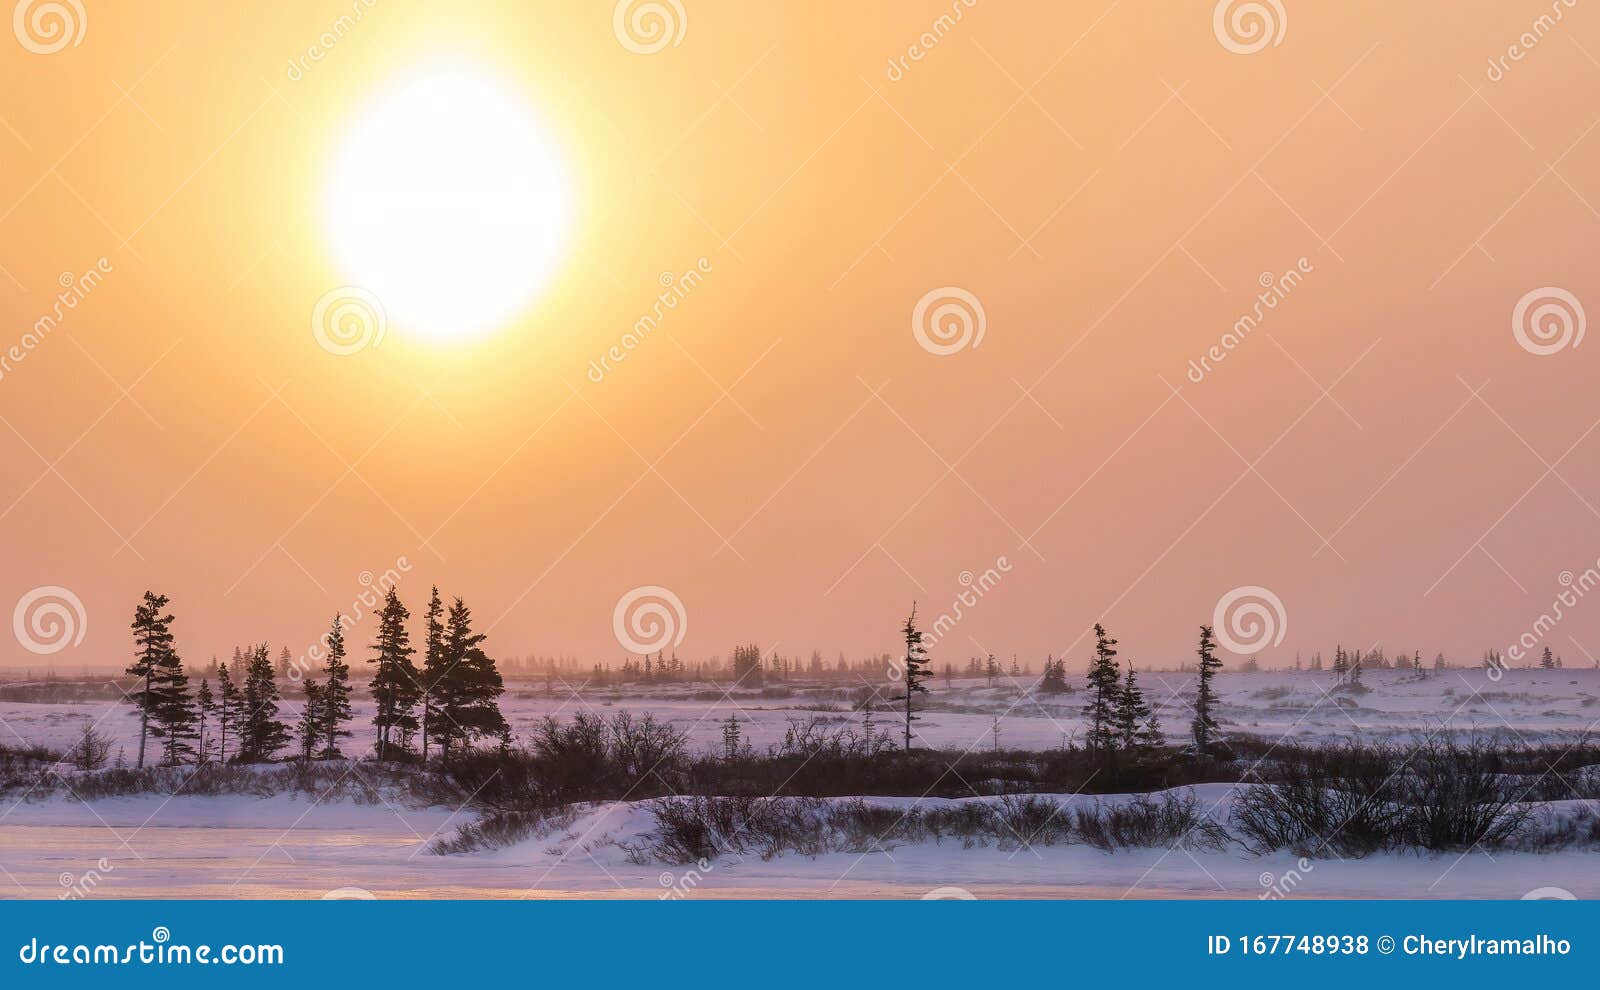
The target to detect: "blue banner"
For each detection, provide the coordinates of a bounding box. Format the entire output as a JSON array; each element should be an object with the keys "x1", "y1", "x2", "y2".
[{"x1": 1, "y1": 900, "x2": 1588, "y2": 987}]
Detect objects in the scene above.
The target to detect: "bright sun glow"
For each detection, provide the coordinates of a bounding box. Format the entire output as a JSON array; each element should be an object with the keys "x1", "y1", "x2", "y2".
[{"x1": 324, "y1": 67, "x2": 574, "y2": 343}]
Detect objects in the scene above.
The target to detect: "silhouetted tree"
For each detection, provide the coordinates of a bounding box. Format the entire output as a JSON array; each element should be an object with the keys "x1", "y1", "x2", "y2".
[
  {"x1": 316, "y1": 617, "x2": 353, "y2": 758},
  {"x1": 1084, "y1": 623, "x2": 1121, "y2": 753},
  {"x1": 196, "y1": 678, "x2": 214, "y2": 763},
  {"x1": 419, "y1": 588, "x2": 446, "y2": 763},
  {"x1": 897, "y1": 604, "x2": 933, "y2": 751},
  {"x1": 127, "y1": 591, "x2": 184, "y2": 769},
  {"x1": 1192, "y1": 625, "x2": 1222, "y2": 758},
  {"x1": 216, "y1": 660, "x2": 238, "y2": 763},
  {"x1": 369, "y1": 588, "x2": 420, "y2": 761},
  {"x1": 1115, "y1": 660, "x2": 1154, "y2": 755},
  {"x1": 431, "y1": 597, "x2": 508, "y2": 762},
  {"x1": 298, "y1": 679, "x2": 322, "y2": 761},
  {"x1": 239, "y1": 644, "x2": 289, "y2": 762}
]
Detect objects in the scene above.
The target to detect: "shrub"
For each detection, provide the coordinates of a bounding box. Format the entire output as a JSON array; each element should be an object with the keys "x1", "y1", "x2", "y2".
[{"x1": 1075, "y1": 791, "x2": 1229, "y2": 852}]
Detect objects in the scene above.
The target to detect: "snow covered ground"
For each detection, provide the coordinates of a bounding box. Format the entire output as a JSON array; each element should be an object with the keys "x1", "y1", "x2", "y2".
[
  {"x1": 6, "y1": 666, "x2": 1598, "y2": 761},
  {"x1": 3, "y1": 667, "x2": 1599, "y2": 899},
  {"x1": 1, "y1": 787, "x2": 1592, "y2": 900}
]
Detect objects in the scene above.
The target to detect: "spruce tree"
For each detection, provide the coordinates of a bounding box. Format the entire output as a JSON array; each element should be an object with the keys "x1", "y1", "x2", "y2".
[
  {"x1": 369, "y1": 588, "x2": 420, "y2": 761},
  {"x1": 127, "y1": 591, "x2": 186, "y2": 769},
  {"x1": 216, "y1": 660, "x2": 238, "y2": 763},
  {"x1": 240, "y1": 644, "x2": 289, "y2": 761},
  {"x1": 1541, "y1": 646, "x2": 1556, "y2": 670},
  {"x1": 217, "y1": 662, "x2": 235, "y2": 764},
  {"x1": 896, "y1": 604, "x2": 933, "y2": 751},
  {"x1": 196, "y1": 678, "x2": 214, "y2": 763},
  {"x1": 1038, "y1": 655, "x2": 1069, "y2": 694},
  {"x1": 419, "y1": 588, "x2": 447, "y2": 763},
  {"x1": 298, "y1": 679, "x2": 322, "y2": 761},
  {"x1": 1084, "y1": 623, "x2": 1121, "y2": 753},
  {"x1": 318, "y1": 617, "x2": 353, "y2": 759},
  {"x1": 155, "y1": 670, "x2": 197, "y2": 767},
  {"x1": 1114, "y1": 660, "x2": 1153, "y2": 755},
  {"x1": 432, "y1": 597, "x2": 508, "y2": 762},
  {"x1": 1192, "y1": 625, "x2": 1222, "y2": 758}
]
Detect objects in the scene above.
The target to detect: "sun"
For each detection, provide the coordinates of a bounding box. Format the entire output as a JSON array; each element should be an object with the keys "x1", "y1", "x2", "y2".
[{"x1": 323, "y1": 66, "x2": 574, "y2": 344}]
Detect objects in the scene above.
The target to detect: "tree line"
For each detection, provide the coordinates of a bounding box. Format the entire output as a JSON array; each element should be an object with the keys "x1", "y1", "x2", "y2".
[{"x1": 122, "y1": 586, "x2": 507, "y2": 768}]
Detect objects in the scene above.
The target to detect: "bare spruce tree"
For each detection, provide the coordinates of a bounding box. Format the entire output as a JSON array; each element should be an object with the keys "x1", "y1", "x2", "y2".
[
  {"x1": 1084, "y1": 623, "x2": 1121, "y2": 754},
  {"x1": 126, "y1": 591, "x2": 186, "y2": 769},
  {"x1": 897, "y1": 604, "x2": 932, "y2": 751},
  {"x1": 319, "y1": 617, "x2": 354, "y2": 758},
  {"x1": 1191, "y1": 625, "x2": 1222, "y2": 758}
]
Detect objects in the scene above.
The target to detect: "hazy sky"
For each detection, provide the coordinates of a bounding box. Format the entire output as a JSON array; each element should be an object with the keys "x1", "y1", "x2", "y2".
[{"x1": 1, "y1": 1, "x2": 1597, "y2": 671}]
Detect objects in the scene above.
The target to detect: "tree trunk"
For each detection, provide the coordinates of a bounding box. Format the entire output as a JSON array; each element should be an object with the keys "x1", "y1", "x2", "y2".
[
  {"x1": 904, "y1": 684, "x2": 911, "y2": 752},
  {"x1": 136, "y1": 669, "x2": 150, "y2": 769}
]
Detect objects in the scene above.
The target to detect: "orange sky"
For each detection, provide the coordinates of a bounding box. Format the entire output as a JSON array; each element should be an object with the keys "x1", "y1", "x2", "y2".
[{"x1": 2, "y1": 0, "x2": 1599, "y2": 670}]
